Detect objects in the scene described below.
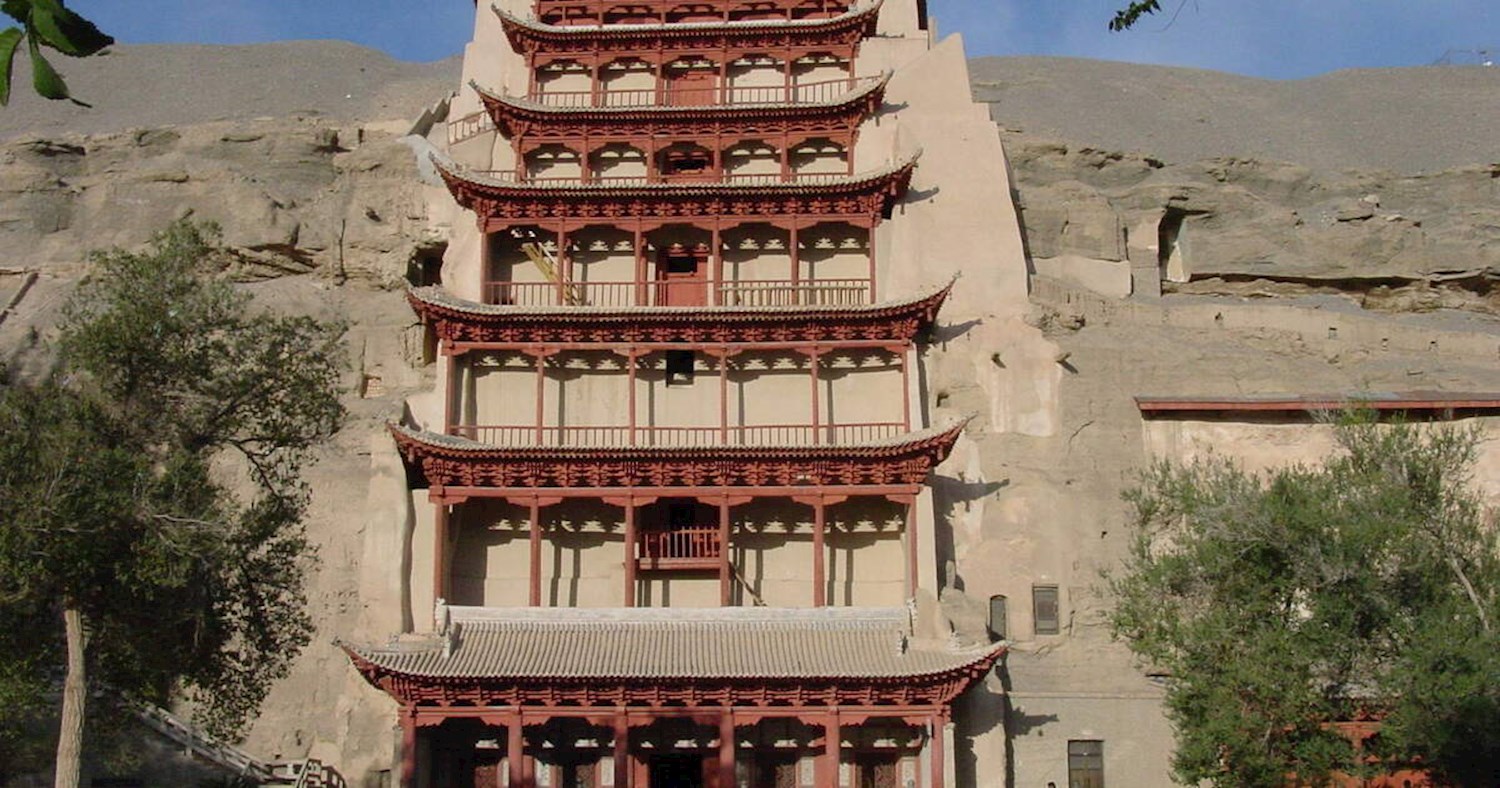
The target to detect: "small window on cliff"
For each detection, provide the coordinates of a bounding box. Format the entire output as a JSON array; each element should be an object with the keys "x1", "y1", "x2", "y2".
[
  {"x1": 1158, "y1": 207, "x2": 1189, "y2": 283},
  {"x1": 409, "y1": 243, "x2": 446, "y2": 287},
  {"x1": 1033, "y1": 584, "x2": 1060, "y2": 635}
]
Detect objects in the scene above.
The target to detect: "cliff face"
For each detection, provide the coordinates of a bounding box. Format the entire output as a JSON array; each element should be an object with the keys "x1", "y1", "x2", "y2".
[{"x1": 1, "y1": 43, "x2": 1498, "y2": 785}]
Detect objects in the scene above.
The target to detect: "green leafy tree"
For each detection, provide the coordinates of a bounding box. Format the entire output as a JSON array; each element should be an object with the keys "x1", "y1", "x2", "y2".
[
  {"x1": 1108, "y1": 418, "x2": 1500, "y2": 786},
  {"x1": 0, "y1": 220, "x2": 345, "y2": 788},
  {"x1": 0, "y1": 0, "x2": 112, "y2": 105},
  {"x1": 1109, "y1": 0, "x2": 1166, "y2": 31}
]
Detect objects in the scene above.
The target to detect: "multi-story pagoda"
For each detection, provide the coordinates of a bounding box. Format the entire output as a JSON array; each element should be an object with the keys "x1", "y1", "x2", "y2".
[{"x1": 346, "y1": 0, "x2": 1019, "y2": 785}]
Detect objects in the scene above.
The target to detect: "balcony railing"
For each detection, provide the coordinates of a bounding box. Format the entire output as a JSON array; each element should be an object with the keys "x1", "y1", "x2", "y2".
[
  {"x1": 637, "y1": 527, "x2": 721, "y2": 569},
  {"x1": 483, "y1": 278, "x2": 872, "y2": 308},
  {"x1": 449, "y1": 423, "x2": 905, "y2": 447},
  {"x1": 526, "y1": 76, "x2": 877, "y2": 110},
  {"x1": 534, "y1": 0, "x2": 852, "y2": 26}
]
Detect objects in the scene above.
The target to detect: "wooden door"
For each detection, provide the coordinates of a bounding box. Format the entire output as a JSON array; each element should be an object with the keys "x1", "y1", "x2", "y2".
[
  {"x1": 669, "y1": 67, "x2": 717, "y2": 106},
  {"x1": 656, "y1": 245, "x2": 708, "y2": 306}
]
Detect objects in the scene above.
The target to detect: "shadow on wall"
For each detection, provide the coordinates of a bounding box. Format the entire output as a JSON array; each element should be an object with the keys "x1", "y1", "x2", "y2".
[
  {"x1": 930, "y1": 473, "x2": 1009, "y2": 582},
  {"x1": 954, "y1": 654, "x2": 1015, "y2": 786}
]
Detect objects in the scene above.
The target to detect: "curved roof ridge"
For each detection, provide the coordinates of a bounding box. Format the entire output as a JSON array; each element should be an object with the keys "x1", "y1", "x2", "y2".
[
  {"x1": 430, "y1": 148, "x2": 918, "y2": 193},
  {"x1": 494, "y1": 0, "x2": 882, "y2": 36},
  {"x1": 470, "y1": 70, "x2": 890, "y2": 114},
  {"x1": 407, "y1": 273, "x2": 951, "y2": 319}
]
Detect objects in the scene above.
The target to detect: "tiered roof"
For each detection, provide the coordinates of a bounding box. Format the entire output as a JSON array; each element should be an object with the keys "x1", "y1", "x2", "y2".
[
  {"x1": 409, "y1": 278, "x2": 950, "y2": 344},
  {"x1": 344, "y1": 605, "x2": 1003, "y2": 706},
  {"x1": 433, "y1": 152, "x2": 918, "y2": 226},
  {"x1": 498, "y1": 0, "x2": 883, "y2": 55},
  {"x1": 390, "y1": 419, "x2": 967, "y2": 490}
]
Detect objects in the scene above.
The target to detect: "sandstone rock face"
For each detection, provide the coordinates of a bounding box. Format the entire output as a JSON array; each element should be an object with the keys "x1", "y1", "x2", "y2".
[
  {"x1": 1003, "y1": 135, "x2": 1500, "y2": 313},
  {"x1": 2, "y1": 44, "x2": 1499, "y2": 787}
]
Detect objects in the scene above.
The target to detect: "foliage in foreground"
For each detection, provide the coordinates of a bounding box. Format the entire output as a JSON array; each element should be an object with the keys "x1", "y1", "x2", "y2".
[
  {"x1": 0, "y1": 0, "x2": 111, "y2": 106},
  {"x1": 0, "y1": 220, "x2": 345, "y2": 783},
  {"x1": 1109, "y1": 419, "x2": 1500, "y2": 786}
]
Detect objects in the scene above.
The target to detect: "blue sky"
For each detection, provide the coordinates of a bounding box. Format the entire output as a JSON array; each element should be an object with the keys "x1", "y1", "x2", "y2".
[{"x1": 67, "y1": 1, "x2": 1499, "y2": 79}]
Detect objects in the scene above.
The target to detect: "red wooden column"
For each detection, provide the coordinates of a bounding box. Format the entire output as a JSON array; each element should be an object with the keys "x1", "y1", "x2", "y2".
[
  {"x1": 796, "y1": 495, "x2": 828, "y2": 607},
  {"x1": 819, "y1": 710, "x2": 840, "y2": 786},
  {"x1": 898, "y1": 343, "x2": 912, "y2": 431},
  {"x1": 532, "y1": 349, "x2": 546, "y2": 443},
  {"x1": 633, "y1": 226, "x2": 647, "y2": 305},
  {"x1": 718, "y1": 497, "x2": 732, "y2": 605},
  {"x1": 718, "y1": 710, "x2": 736, "y2": 788},
  {"x1": 508, "y1": 713, "x2": 526, "y2": 788},
  {"x1": 710, "y1": 220, "x2": 723, "y2": 305},
  {"x1": 442, "y1": 346, "x2": 458, "y2": 433},
  {"x1": 528, "y1": 497, "x2": 543, "y2": 606},
  {"x1": 788, "y1": 223, "x2": 801, "y2": 291},
  {"x1": 399, "y1": 708, "x2": 417, "y2": 788},
  {"x1": 905, "y1": 498, "x2": 919, "y2": 597},
  {"x1": 808, "y1": 347, "x2": 822, "y2": 444},
  {"x1": 432, "y1": 498, "x2": 451, "y2": 611},
  {"x1": 627, "y1": 349, "x2": 639, "y2": 444},
  {"x1": 624, "y1": 500, "x2": 638, "y2": 606},
  {"x1": 867, "y1": 220, "x2": 878, "y2": 302},
  {"x1": 613, "y1": 712, "x2": 631, "y2": 788},
  {"x1": 929, "y1": 711, "x2": 946, "y2": 788}
]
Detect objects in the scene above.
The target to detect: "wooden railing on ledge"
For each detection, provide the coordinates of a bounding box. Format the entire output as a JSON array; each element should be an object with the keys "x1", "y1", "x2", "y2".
[
  {"x1": 524, "y1": 76, "x2": 878, "y2": 110},
  {"x1": 534, "y1": 0, "x2": 851, "y2": 27},
  {"x1": 468, "y1": 169, "x2": 860, "y2": 188},
  {"x1": 449, "y1": 422, "x2": 905, "y2": 447},
  {"x1": 447, "y1": 110, "x2": 496, "y2": 146},
  {"x1": 638, "y1": 527, "x2": 721, "y2": 569},
  {"x1": 483, "y1": 278, "x2": 872, "y2": 308}
]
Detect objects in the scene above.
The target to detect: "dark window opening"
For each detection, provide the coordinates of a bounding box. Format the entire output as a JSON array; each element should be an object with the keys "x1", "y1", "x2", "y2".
[
  {"x1": 663, "y1": 150, "x2": 713, "y2": 176},
  {"x1": 666, "y1": 350, "x2": 695, "y2": 385},
  {"x1": 408, "y1": 242, "x2": 447, "y2": 287},
  {"x1": 988, "y1": 594, "x2": 1008, "y2": 641},
  {"x1": 1068, "y1": 739, "x2": 1104, "y2": 788},
  {"x1": 1033, "y1": 584, "x2": 1060, "y2": 635}
]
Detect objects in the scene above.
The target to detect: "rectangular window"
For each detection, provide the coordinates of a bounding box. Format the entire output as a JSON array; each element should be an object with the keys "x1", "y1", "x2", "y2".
[
  {"x1": 665, "y1": 350, "x2": 695, "y2": 385},
  {"x1": 1033, "y1": 584, "x2": 1060, "y2": 635},
  {"x1": 1068, "y1": 739, "x2": 1104, "y2": 788}
]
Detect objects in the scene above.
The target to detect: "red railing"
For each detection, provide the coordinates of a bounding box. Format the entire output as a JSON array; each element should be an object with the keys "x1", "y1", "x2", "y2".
[
  {"x1": 528, "y1": 76, "x2": 876, "y2": 110},
  {"x1": 450, "y1": 422, "x2": 904, "y2": 447},
  {"x1": 483, "y1": 278, "x2": 871, "y2": 308},
  {"x1": 535, "y1": 0, "x2": 851, "y2": 26},
  {"x1": 638, "y1": 527, "x2": 721, "y2": 566},
  {"x1": 468, "y1": 169, "x2": 859, "y2": 187}
]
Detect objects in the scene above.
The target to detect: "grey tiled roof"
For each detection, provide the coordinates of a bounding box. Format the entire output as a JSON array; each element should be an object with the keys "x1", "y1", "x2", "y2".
[
  {"x1": 389, "y1": 418, "x2": 965, "y2": 454},
  {"x1": 471, "y1": 73, "x2": 889, "y2": 114},
  {"x1": 350, "y1": 605, "x2": 1000, "y2": 679},
  {"x1": 408, "y1": 278, "x2": 948, "y2": 319}
]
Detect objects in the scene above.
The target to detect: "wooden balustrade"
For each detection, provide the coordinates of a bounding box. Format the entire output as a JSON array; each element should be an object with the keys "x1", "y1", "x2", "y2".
[
  {"x1": 483, "y1": 278, "x2": 871, "y2": 308},
  {"x1": 449, "y1": 422, "x2": 904, "y2": 447},
  {"x1": 527, "y1": 76, "x2": 873, "y2": 110},
  {"x1": 534, "y1": 0, "x2": 852, "y2": 26},
  {"x1": 637, "y1": 527, "x2": 721, "y2": 569}
]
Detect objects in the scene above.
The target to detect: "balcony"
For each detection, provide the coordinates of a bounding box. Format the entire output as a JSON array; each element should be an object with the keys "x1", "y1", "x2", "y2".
[
  {"x1": 449, "y1": 423, "x2": 905, "y2": 447},
  {"x1": 483, "y1": 278, "x2": 871, "y2": 308},
  {"x1": 534, "y1": 0, "x2": 853, "y2": 26},
  {"x1": 636, "y1": 527, "x2": 721, "y2": 570},
  {"x1": 525, "y1": 76, "x2": 879, "y2": 110}
]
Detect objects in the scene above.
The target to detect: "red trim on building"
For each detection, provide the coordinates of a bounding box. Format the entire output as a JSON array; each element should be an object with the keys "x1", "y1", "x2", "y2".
[
  {"x1": 342, "y1": 644, "x2": 1001, "y2": 708},
  {"x1": 389, "y1": 420, "x2": 966, "y2": 490},
  {"x1": 432, "y1": 153, "x2": 917, "y2": 229},
  {"x1": 473, "y1": 74, "x2": 887, "y2": 142},
  {"x1": 497, "y1": 1, "x2": 881, "y2": 56},
  {"x1": 408, "y1": 278, "x2": 949, "y2": 345}
]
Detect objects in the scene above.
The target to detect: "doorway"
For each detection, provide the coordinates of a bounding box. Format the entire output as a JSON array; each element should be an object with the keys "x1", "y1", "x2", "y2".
[
  {"x1": 649, "y1": 753, "x2": 706, "y2": 787},
  {"x1": 656, "y1": 244, "x2": 708, "y2": 306}
]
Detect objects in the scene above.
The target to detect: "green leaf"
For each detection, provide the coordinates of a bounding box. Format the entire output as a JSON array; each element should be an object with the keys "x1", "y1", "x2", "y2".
[
  {"x1": 0, "y1": 27, "x2": 21, "y2": 106},
  {"x1": 26, "y1": 32, "x2": 66, "y2": 100},
  {"x1": 27, "y1": 0, "x2": 110, "y2": 56},
  {"x1": 0, "y1": 0, "x2": 28, "y2": 27}
]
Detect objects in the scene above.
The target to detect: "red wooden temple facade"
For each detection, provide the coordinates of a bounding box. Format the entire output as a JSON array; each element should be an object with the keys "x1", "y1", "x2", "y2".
[{"x1": 346, "y1": 0, "x2": 998, "y2": 785}]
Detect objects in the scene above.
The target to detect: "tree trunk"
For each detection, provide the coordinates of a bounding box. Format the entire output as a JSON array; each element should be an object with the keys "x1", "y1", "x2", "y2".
[{"x1": 55, "y1": 603, "x2": 87, "y2": 788}]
